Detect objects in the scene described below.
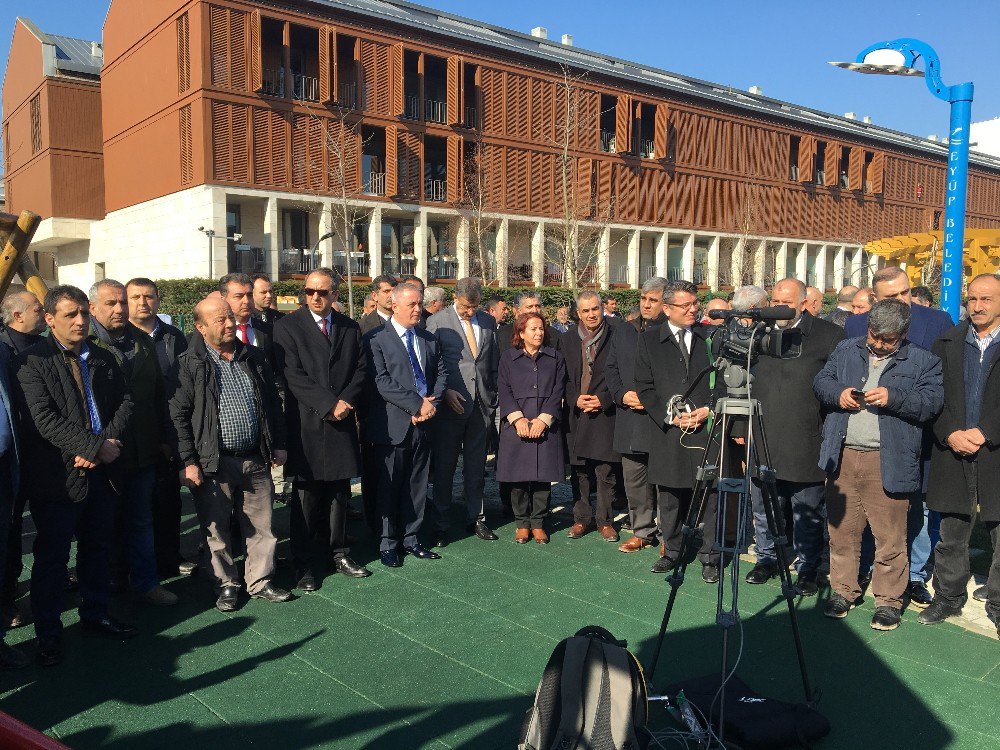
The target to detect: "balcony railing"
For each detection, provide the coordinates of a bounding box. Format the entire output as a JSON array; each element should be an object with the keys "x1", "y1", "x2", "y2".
[
  {"x1": 425, "y1": 179, "x2": 446, "y2": 202},
  {"x1": 382, "y1": 255, "x2": 401, "y2": 276},
  {"x1": 543, "y1": 264, "x2": 563, "y2": 286},
  {"x1": 507, "y1": 263, "x2": 533, "y2": 284},
  {"x1": 404, "y1": 94, "x2": 420, "y2": 119},
  {"x1": 262, "y1": 67, "x2": 284, "y2": 97},
  {"x1": 364, "y1": 172, "x2": 386, "y2": 196},
  {"x1": 600, "y1": 130, "x2": 617, "y2": 153},
  {"x1": 425, "y1": 98, "x2": 447, "y2": 124},
  {"x1": 432, "y1": 257, "x2": 458, "y2": 280},
  {"x1": 666, "y1": 267, "x2": 685, "y2": 281},
  {"x1": 789, "y1": 164, "x2": 799, "y2": 181},
  {"x1": 693, "y1": 266, "x2": 706, "y2": 285},
  {"x1": 638, "y1": 138, "x2": 655, "y2": 159},
  {"x1": 280, "y1": 248, "x2": 314, "y2": 275},
  {"x1": 231, "y1": 246, "x2": 265, "y2": 274},
  {"x1": 332, "y1": 251, "x2": 370, "y2": 278},
  {"x1": 611, "y1": 265, "x2": 629, "y2": 284},
  {"x1": 464, "y1": 106, "x2": 478, "y2": 129},
  {"x1": 469, "y1": 258, "x2": 495, "y2": 281},
  {"x1": 400, "y1": 257, "x2": 417, "y2": 276},
  {"x1": 640, "y1": 265, "x2": 658, "y2": 284},
  {"x1": 292, "y1": 73, "x2": 319, "y2": 102},
  {"x1": 337, "y1": 82, "x2": 357, "y2": 109}
]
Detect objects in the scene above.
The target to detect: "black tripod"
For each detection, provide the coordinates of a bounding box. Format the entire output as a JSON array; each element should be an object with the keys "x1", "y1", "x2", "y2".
[{"x1": 647, "y1": 358, "x2": 818, "y2": 747}]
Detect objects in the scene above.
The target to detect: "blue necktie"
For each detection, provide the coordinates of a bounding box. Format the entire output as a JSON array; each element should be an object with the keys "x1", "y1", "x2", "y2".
[{"x1": 405, "y1": 328, "x2": 428, "y2": 397}]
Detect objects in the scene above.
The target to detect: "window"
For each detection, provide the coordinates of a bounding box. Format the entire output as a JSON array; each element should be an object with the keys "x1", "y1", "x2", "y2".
[
  {"x1": 30, "y1": 95, "x2": 41, "y2": 154},
  {"x1": 814, "y1": 141, "x2": 826, "y2": 185},
  {"x1": 788, "y1": 135, "x2": 800, "y2": 181},
  {"x1": 600, "y1": 94, "x2": 617, "y2": 153},
  {"x1": 282, "y1": 209, "x2": 309, "y2": 249},
  {"x1": 863, "y1": 151, "x2": 874, "y2": 193},
  {"x1": 838, "y1": 147, "x2": 849, "y2": 188}
]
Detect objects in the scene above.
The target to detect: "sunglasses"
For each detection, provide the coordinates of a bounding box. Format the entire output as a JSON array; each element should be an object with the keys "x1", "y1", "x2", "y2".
[{"x1": 303, "y1": 288, "x2": 332, "y2": 298}]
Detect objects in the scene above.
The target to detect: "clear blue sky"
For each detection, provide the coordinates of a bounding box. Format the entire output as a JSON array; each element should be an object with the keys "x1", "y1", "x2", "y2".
[{"x1": 2, "y1": 0, "x2": 998, "y2": 139}]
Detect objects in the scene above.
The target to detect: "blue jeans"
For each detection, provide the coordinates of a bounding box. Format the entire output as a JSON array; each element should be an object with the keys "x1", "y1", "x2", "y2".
[
  {"x1": 118, "y1": 466, "x2": 160, "y2": 594},
  {"x1": 860, "y1": 493, "x2": 938, "y2": 583},
  {"x1": 751, "y1": 479, "x2": 828, "y2": 576}
]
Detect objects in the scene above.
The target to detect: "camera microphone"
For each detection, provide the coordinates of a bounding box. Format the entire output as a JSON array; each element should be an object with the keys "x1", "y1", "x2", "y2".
[{"x1": 708, "y1": 305, "x2": 796, "y2": 321}]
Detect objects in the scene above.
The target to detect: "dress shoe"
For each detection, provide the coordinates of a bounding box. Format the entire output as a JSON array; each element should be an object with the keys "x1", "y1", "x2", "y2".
[
  {"x1": 178, "y1": 560, "x2": 198, "y2": 576},
  {"x1": 467, "y1": 521, "x2": 499, "y2": 541},
  {"x1": 871, "y1": 606, "x2": 902, "y2": 631},
  {"x1": 216, "y1": 585, "x2": 241, "y2": 612},
  {"x1": 36, "y1": 638, "x2": 63, "y2": 668},
  {"x1": 794, "y1": 573, "x2": 819, "y2": 597},
  {"x1": 2, "y1": 603, "x2": 25, "y2": 630},
  {"x1": 515, "y1": 528, "x2": 531, "y2": 544},
  {"x1": 918, "y1": 599, "x2": 963, "y2": 625},
  {"x1": 141, "y1": 586, "x2": 179, "y2": 606},
  {"x1": 251, "y1": 583, "x2": 293, "y2": 603},
  {"x1": 0, "y1": 642, "x2": 29, "y2": 670},
  {"x1": 598, "y1": 525, "x2": 620, "y2": 543},
  {"x1": 346, "y1": 507, "x2": 365, "y2": 521},
  {"x1": 404, "y1": 544, "x2": 441, "y2": 560},
  {"x1": 566, "y1": 522, "x2": 591, "y2": 539},
  {"x1": 973, "y1": 585, "x2": 988, "y2": 602},
  {"x1": 702, "y1": 564, "x2": 720, "y2": 584},
  {"x1": 907, "y1": 581, "x2": 933, "y2": 608},
  {"x1": 81, "y1": 617, "x2": 139, "y2": 639},
  {"x1": 432, "y1": 532, "x2": 449, "y2": 549},
  {"x1": 531, "y1": 528, "x2": 549, "y2": 544},
  {"x1": 745, "y1": 561, "x2": 779, "y2": 585},
  {"x1": 618, "y1": 536, "x2": 654, "y2": 553},
  {"x1": 824, "y1": 593, "x2": 856, "y2": 619},
  {"x1": 651, "y1": 555, "x2": 678, "y2": 574},
  {"x1": 335, "y1": 557, "x2": 373, "y2": 578},
  {"x1": 296, "y1": 571, "x2": 318, "y2": 591},
  {"x1": 380, "y1": 549, "x2": 402, "y2": 568}
]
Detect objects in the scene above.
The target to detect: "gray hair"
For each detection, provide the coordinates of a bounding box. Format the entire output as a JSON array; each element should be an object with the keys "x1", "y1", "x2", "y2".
[
  {"x1": 731, "y1": 285, "x2": 769, "y2": 311},
  {"x1": 391, "y1": 282, "x2": 422, "y2": 303},
  {"x1": 424, "y1": 286, "x2": 446, "y2": 305},
  {"x1": 307, "y1": 266, "x2": 341, "y2": 288},
  {"x1": 453, "y1": 277, "x2": 483, "y2": 304},
  {"x1": 662, "y1": 280, "x2": 698, "y2": 305},
  {"x1": 868, "y1": 299, "x2": 911, "y2": 337},
  {"x1": 773, "y1": 277, "x2": 807, "y2": 304},
  {"x1": 576, "y1": 290, "x2": 602, "y2": 308},
  {"x1": 88, "y1": 279, "x2": 126, "y2": 304},
  {"x1": 641, "y1": 276, "x2": 669, "y2": 296},
  {"x1": 1, "y1": 291, "x2": 37, "y2": 326},
  {"x1": 512, "y1": 290, "x2": 541, "y2": 310}
]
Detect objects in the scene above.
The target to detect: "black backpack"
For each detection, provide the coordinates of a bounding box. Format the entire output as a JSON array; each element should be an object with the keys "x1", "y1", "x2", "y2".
[{"x1": 518, "y1": 626, "x2": 650, "y2": 750}]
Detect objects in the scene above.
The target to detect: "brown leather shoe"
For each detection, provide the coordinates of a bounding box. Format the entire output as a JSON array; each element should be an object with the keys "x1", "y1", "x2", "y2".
[
  {"x1": 514, "y1": 528, "x2": 530, "y2": 544},
  {"x1": 619, "y1": 536, "x2": 653, "y2": 553},
  {"x1": 598, "y1": 525, "x2": 620, "y2": 542},
  {"x1": 566, "y1": 522, "x2": 591, "y2": 539},
  {"x1": 531, "y1": 528, "x2": 549, "y2": 544}
]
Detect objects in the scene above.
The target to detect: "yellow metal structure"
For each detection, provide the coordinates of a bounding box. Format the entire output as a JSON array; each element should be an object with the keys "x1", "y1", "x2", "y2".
[
  {"x1": 866, "y1": 228, "x2": 1000, "y2": 288},
  {"x1": 0, "y1": 211, "x2": 46, "y2": 301}
]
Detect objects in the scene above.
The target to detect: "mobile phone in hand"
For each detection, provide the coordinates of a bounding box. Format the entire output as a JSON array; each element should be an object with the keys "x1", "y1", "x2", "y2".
[{"x1": 851, "y1": 389, "x2": 866, "y2": 401}]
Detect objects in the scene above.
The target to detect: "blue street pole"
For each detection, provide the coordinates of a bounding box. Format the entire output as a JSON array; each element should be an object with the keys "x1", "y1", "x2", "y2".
[{"x1": 832, "y1": 38, "x2": 973, "y2": 322}]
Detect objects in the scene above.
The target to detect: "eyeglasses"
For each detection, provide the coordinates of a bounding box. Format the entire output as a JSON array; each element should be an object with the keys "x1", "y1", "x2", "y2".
[
  {"x1": 667, "y1": 301, "x2": 700, "y2": 310},
  {"x1": 303, "y1": 288, "x2": 332, "y2": 298}
]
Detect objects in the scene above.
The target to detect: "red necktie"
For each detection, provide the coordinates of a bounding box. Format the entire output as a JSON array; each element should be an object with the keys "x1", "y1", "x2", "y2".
[
  {"x1": 320, "y1": 318, "x2": 329, "y2": 338},
  {"x1": 237, "y1": 323, "x2": 248, "y2": 343}
]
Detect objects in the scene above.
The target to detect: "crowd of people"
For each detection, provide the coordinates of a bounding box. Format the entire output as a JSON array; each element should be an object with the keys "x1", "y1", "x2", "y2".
[{"x1": 0, "y1": 265, "x2": 997, "y2": 670}]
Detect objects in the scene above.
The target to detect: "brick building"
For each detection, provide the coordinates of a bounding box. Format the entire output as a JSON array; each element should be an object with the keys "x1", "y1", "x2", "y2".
[{"x1": 4, "y1": 0, "x2": 1000, "y2": 291}]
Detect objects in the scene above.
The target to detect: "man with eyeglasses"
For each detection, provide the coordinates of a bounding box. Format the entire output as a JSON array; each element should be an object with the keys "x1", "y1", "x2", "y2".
[{"x1": 274, "y1": 269, "x2": 371, "y2": 589}]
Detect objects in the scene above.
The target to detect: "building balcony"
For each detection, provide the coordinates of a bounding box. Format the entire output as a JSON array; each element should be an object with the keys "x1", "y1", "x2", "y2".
[
  {"x1": 332, "y1": 251, "x2": 370, "y2": 278},
  {"x1": 425, "y1": 179, "x2": 447, "y2": 202},
  {"x1": 364, "y1": 172, "x2": 386, "y2": 196},
  {"x1": 464, "y1": 106, "x2": 479, "y2": 129},
  {"x1": 262, "y1": 67, "x2": 284, "y2": 97},
  {"x1": 405, "y1": 94, "x2": 420, "y2": 120},
  {"x1": 232, "y1": 246, "x2": 265, "y2": 274},
  {"x1": 507, "y1": 263, "x2": 534, "y2": 284},
  {"x1": 638, "y1": 138, "x2": 655, "y2": 159},
  {"x1": 292, "y1": 73, "x2": 319, "y2": 102},
  {"x1": 431, "y1": 256, "x2": 458, "y2": 280},
  {"x1": 600, "y1": 130, "x2": 617, "y2": 154},
  {"x1": 425, "y1": 99, "x2": 447, "y2": 124},
  {"x1": 469, "y1": 257, "x2": 495, "y2": 281},
  {"x1": 639, "y1": 265, "x2": 658, "y2": 284},
  {"x1": 338, "y1": 82, "x2": 357, "y2": 109},
  {"x1": 280, "y1": 248, "x2": 314, "y2": 275},
  {"x1": 543, "y1": 264, "x2": 563, "y2": 286},
  {"x1": 383, "y1": 254, "x2": 416, "y2": 276},
  {"x1": 666, "y1": 266, "x2": 685, "y2": 281}
]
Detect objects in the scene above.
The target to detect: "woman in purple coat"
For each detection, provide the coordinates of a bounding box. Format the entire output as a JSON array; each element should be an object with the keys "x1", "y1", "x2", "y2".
[{"x1": 497, "y1": 312, "x2": 567, "y2": 543}]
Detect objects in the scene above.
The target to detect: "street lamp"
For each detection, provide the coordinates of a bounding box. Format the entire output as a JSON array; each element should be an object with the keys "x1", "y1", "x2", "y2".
[
  {"x1": 197, "y1": 226, "x2": 242, "y2": 278},
  {"x1": 830, "y1": 39, "x2": 973, "y2": 322}
]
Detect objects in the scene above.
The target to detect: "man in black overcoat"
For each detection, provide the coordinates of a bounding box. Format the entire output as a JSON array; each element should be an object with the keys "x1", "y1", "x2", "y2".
[
  {"x1": 559, "y1": 291, "x2": 621, "y2": 543},
  {"x1": 274, "y1": 268, "x2": 371, "y2": 589},
  {"x1": 634, "y1": 280, "x2": 721, "y2": 581},
  {"x1": 920, "y1": 273, "x2": 1000, "y2": 634}
]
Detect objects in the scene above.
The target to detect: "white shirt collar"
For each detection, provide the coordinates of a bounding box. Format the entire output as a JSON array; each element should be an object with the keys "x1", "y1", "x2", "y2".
[
  {"x1": 309, "y1": 309, "x2": 332, "y2": 326},
  {"x1": 377, "y1": 310, "x2": 390, "y2": 322},
  {"x1": 390, "y1": 317, "x2": 413, "y2": 338},
  {"x1": 666, "y1": 321, "x2": 690, "y2": 337}
]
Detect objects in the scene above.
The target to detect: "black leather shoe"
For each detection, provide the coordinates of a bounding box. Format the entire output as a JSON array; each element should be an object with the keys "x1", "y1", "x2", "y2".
[
  {"x1": 404, "y1": 544, "x2": 442, "y2": 560},
  {"x1": 871, "y1": 606, "x2": 901, "y2": 631},
  {"x1": 0, "y1": 642, "x2": 30, "y2": 670},
  {"x1": 795, "y1": 573, "x2": 819, "y2": 597},
  {"x1": 432, "y1": 532, "x2": 448, "y2": 549},
  {"x1": 2, "y1": 603, "x2": 26, "y2": 630},
  {"x1": 651, "y1": 556, "x2": 678, "y2": 574},
  {"x1": 36, "y1": 638, "x2": 62, "y2": 667},
  {"x1": 335, "y1": 557, "x2": 373, "y2": 578},
  {"x1": 178, "y1": 560, "x2": 198, "y2": 576},
  {"x1": 972, "y1": 585, "x2": 987, "y2": 602},
  {"x1": 824, "y1": 593, "x2": 856, "y2": 619},
  {"x1": 251, "y1": 583, "x2": 292, "y2": 603},
  {"x1": 380, "y1": 549, "x2": 402, "y2": 568},
  {"x1": 907, "y1": 581, "x2": 933, "y2": 608},
  {"x1": 216, "y1": 585, "x2": 241, "y2": 612},
  {"x1": 702, "y1": 564, "x2": 720, "y2": 584},
  {"x1": 467, "y1": 521, "x2": 499, "y2": 541},
  {"x1": 81, "y1": 617, "x2": 139, "y2": 639},
  {"x1": 746, "y1": 561, "x2": 779, "y2": 585},
  {"x1": 918, "y1": 599, "x2": 963, "y2": 625},
  {"x1": 295, "y1": 571, "x2": 318, "y2": 592}
]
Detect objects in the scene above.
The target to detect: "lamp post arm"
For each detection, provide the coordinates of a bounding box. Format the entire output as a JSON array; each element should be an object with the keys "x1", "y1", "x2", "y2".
[{"x1": 855, "y1": 38, "x2": 972, "y2": 104}]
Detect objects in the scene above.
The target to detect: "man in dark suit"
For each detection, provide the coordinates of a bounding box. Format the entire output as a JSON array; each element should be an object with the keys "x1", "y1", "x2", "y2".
[
  {"x1": 274, "y1": 268, "x2": 371, "y2": 589},
  {"x1": 920, "y1": 273, "x2": 1000, "y2": 634},
  {"x1": 635, "y1": 280, "x2": 721, "y2": 582},
  {"x1": 560, "y1": 291, "x2": 621, "y2": 543},
  {"x1": 427, "y1": 277, "x2": 499, "y2": 545},
  {"x1": 16, "y1": 286, "x2": 137, "y2": 666},
  {"x1": 364, "y1": 283, "x2": 447, "y2": 567},
  {"x1": 742, "y1": 278, "x2": 844, "y2": 595},
  {"x1": 845, "y1": 266, "x2": 953, "y2": 604},
  {"x1": 823, "y1": 286, "x2": 858, "y2": 329},
  {"x1": 359, "y1": 275, "x2": 397, "y2": 335},
  {"x1": 498, "y1": 291, "x2": 557, "y2": 354},
  {"x1": 251, "y1": 274, "x2": 285, "y2": 325},
  {"x1": 606, "y1": 277, "x2": 667, "y2": 553},
  {"x1": 0, "y1": 335, "x2": 27, "y2": 668}
]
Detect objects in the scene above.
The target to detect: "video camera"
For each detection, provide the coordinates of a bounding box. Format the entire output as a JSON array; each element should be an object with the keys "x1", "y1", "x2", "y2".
[{"x1": 707, "y1": 305, "x2": 803, "y2": 366}]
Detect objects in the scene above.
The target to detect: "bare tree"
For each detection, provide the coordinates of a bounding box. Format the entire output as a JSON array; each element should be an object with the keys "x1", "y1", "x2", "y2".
[
  {"x1": 461, "y1": 133, "x2": 500, "y2": 285},
  {"x1": 728, "y1": 179, "x2": 761, "y2": 288}
]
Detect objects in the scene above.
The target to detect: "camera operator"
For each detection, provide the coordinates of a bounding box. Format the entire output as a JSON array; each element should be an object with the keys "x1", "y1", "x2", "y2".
[{"x1": 740, "y1": 279, "x2": 844, "y2": 595}]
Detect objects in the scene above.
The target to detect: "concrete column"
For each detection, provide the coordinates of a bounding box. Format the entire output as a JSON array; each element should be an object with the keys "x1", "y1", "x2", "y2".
[
  {"x1": 495, "y1": 218, "x2": 510, "y2": 286},
  {"x1": 752, "y1": 239, "x2": 767, "y2": 287},
  {"x1": 264, "y1": 196, "x2": 280, "y2": 281},
  {"x1": 682, "y1": 233, "x2": 695, "y2": 282},
  {"x1": 367, "y1": 207, "x2": 383, "y2": 278},
  {"x1": 413, "y1": 209, "x2": 429, "y2": 284},
  {"x1": 833, "y1": 245, "x2": 846, "y2": 289},
  {"x1": 531, "y1": 221, "x2": 545, "y2": 286},
  {"x1": 456, "y1": 216, "x2": 470, "y2": 279},
  {"x1": 626, "y1": 229, "x2": 641, "y2": 289},
  {"x1": 318, "y1": 201, "x2": 334, "y2": 267},
  {"x1": 707, "y1": 234, "x2": 721, "y2": 291},
  {"x1": 775, "y1": 241, "x2": 788, "y2": 282},
  {"x1": 730, "y1": 237, "x2": 745, "y2": 287},
  {"x1": 794, "y1": 243, "x2": 807, "y2": 284},
  {"x1": 851, "y1": 246, "x2": 864, "y2": 284},
  {"x1": 815, "y1": 244, "x2": 829, "y2": 291},
  {"x1": 654, "y1": 231, "x2": 668, "y2": 278},
  {"x1": 597, "y1": 227, "x2": 611, "y2": 287}
]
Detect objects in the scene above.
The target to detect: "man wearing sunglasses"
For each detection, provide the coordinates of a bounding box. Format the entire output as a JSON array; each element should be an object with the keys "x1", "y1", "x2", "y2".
[{"x1": 273, "y1": 269, "x2": 371, "y2": 589}]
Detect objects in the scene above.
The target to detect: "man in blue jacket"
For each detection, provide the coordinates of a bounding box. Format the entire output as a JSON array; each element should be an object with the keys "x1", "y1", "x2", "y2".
[
  {"x1": 814, "y1": 299, "x2": 943, "y2": 631},
  {"x1": 845, "y1": 266, "x2": 952, "y2": 606}
]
